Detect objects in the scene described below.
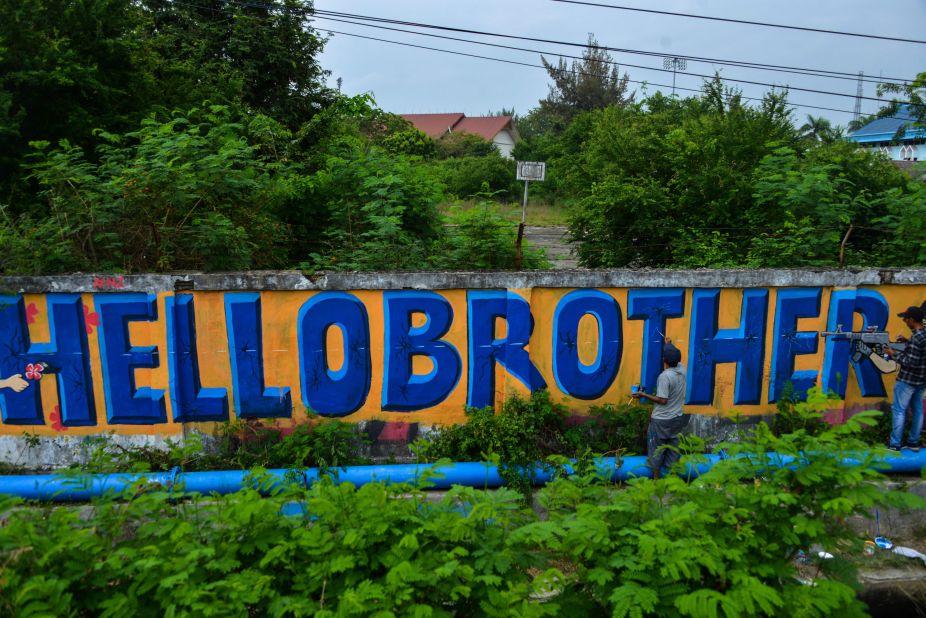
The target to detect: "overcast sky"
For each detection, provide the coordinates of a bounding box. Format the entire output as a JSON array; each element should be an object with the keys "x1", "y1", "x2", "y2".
[{"x1": 315, "y1": 0, "x2": 925, "y2": 127}]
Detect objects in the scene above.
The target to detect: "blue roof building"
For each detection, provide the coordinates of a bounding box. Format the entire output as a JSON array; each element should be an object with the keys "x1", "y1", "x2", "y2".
[{"x1": 847, "y1": 105, "x2": 925, "y2": 162}]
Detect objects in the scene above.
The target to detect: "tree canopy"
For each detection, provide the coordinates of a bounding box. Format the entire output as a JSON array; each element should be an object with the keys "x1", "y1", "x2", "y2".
[{"x1": 1, "y1": 8, "x2": 924, "y2": 275}]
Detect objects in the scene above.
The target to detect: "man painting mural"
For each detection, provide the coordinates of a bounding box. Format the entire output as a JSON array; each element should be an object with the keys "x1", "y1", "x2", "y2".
[
  {"x1": 632, "y1": 342, "x2": 688, "y2": 478},
  {"x1": 885, "y1": 305, "x2": 926, "y2": 452}
]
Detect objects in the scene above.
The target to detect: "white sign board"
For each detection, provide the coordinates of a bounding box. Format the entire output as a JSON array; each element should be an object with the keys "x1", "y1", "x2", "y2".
[{"x1": 516, "y1": 161, "x2": 546, "y2": 182}]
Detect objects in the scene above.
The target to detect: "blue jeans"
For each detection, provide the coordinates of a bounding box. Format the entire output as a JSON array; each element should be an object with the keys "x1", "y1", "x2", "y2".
[{"x1": 890, "y1": 380, "x2": 926, "y2": 448}]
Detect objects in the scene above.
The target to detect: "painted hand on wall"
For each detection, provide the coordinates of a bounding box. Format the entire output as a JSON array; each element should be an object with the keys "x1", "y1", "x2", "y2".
[{"x1": 0, "y1": 375, "x2": 30, "y2": 393}]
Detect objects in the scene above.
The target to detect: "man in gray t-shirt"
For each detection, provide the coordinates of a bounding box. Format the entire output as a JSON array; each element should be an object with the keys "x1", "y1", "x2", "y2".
[{"x1": 631, "y1": 343, "x2": 689, "y2": 478}]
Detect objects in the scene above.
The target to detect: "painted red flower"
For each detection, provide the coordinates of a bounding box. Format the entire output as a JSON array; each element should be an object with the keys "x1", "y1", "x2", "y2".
[
  {"x1": 83, "y1": 304, "x2": 100, "y2": 335},
  {"x1": 24, "y1": 363, "x2": 44, "y2": 381},
  {"x1": 26, "y1": 303, "x2": 39, "y2": 325},
  {"x1": 49, "y1": 405, "x2": 67, "y2": 432}
]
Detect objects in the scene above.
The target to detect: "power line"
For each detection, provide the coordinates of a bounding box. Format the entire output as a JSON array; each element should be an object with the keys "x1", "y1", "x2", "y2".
[
  {"x1": 314, "y1": 12, "x2": 895, "y2": 89},
  {"x1": 164, "y1": 1, "x2": 917, "y2": 118},
  {"x1": 313, "y1": 12, "x2": 896, "y2": 103},
  {"x1": 309, "y1": 7, "x2": 913, "y2": 85},
  {"x1": 551, "y1": 0, "x2": 926, "y2": 45},
  {"x1": 201, "y1": 1, "x2": 914, "y2": 85},
  {"x1": 320, "y1": 27, "x2": 905, "y2": 120}
]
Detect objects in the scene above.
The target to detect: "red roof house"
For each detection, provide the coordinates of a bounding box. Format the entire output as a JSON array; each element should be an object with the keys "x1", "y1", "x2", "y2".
[{"x1": 399, "y1": 113, "x2": 519, "y2": 158}]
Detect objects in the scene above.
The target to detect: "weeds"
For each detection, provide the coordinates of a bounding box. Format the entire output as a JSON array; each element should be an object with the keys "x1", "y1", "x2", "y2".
[
  {"x1": 0, "y1": 391, "x2": 921, "y2": 617},
  {"x1": 412, "y1": 390, "x2": 649, "y2": 500},
  {"x1": 61, "y1": 417, "x2": 370, "y2": 474}
]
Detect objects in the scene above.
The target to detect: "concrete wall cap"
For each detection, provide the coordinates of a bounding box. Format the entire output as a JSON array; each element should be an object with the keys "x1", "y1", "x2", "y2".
[{"x1": 3, "y1": 268, "x2": 926, "y2": 293}]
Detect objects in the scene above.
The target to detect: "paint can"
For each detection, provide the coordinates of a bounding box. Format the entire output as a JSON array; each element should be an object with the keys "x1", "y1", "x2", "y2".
[{"x1": 864, "y1": 541, "x2": 876, "y2": 556}]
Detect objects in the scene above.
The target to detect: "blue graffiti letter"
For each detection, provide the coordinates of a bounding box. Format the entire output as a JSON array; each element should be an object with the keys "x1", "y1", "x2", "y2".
[
  {"x1": 688, "y1": 288, "x2": 769, "y2": 405},
  {"x1": 95, "y1": 294, "x2": 166, "y2": 424},
  {"x1": 383, "y1": 291, "x2": 461, "y2": 411},
  {"x1": 225, "y1": 293, "x2": 292, "y2": 418},
  {"x1": 552, "y1": 290, "x2": 621, "y2": 399},
  {"x1": 769, "y1": 289, "x2": 822, "y2": 402},
  {"x1": 298, "y1": 292, "x2": 371, "y2": 416},
  {"x1": 166, "y1": 295, "x2": 229, "y2": 422},
  {"x1": 0, "y1": 295, "x2": 96, "y2": 426},
  {"x1": 628, "y1": 289, "x2": 686, "y2": 393},
  {"x1": 467, "y1": 291, "x2": 546, "y2": 408},
  {"x1": 822, "y1": 289, "x2": 890, "y2": 398}
]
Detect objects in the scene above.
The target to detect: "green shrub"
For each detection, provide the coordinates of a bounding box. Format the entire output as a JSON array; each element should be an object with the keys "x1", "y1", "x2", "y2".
[
  {"x1": 379, "y1": 125, "x2": 436, "y2": 158},
  {"x1": 435, "y1": 132, "x2": 498, "y2": 158},
  {"x1": 0, "y1": 389, "x2": 921, "y2": 617},
  {"x1": 562, "y1": 402, "x2": 650, "y2": 456},
  {"x1": 431, "y1": 200, "x2": 549, "y2": 270},
  {"x1": 26, "y1": 105, "x2": 294, "y2": 272},
  {"x1": 0, "y1": 477, "x2": 549, "y2": 617},
  {"x1": 0, "y1": 209, "x2": 78, "y2": 275},
  {"x1": 771, "y1": 382, "x2": 829, "y2": 438},
  {"x1": 413, "y1": 390, "x2": 568, "y2": 497},
  {"x1": 515, "y1": 390, "x2": 923, "y2": 617},
  {"x1": 430, "y1": 154, "x2": 519, "y2": 201},
  {"x1": 68, "y1": 418, "x2": 369, "y2": 473},
  {"x1": 299, "y1": 146, "x2": 444, "y2": 271},
  {"x1": 414, "y1": 391, "x2": 650, "y2": 498}
]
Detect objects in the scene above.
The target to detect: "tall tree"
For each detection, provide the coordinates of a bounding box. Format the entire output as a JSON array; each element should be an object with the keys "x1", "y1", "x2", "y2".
[
  {"x1": 138, "y1": 0, "x2": 333, "y2": 130},
  {"x1": 0, "y1": 0, "x2": 334, "y2": 205},
  {"x1": 538, "y1": 34, "x2": 634, "y2": 128},
  {"x1": 799, "y1": 114, "x2": 842, "y2": 143},
  {"x1": 0, "y1": 0, "x2": 150, "y2": 204}
]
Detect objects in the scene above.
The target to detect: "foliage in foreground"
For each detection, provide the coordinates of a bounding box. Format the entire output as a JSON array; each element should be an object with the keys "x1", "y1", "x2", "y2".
[
  {"x1": 413, "y1": 390, "x2": 648, "y2": 497},
  {"x1": 66, "y1": 416, "x2": 371, "y2": 475},
  {"x1": 1, "y1": 392, "x2": 921, "y2": 617}
]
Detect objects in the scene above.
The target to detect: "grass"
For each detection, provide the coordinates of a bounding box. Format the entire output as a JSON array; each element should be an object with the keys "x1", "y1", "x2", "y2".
[{"x1": 439, "y1": 199, "x2": 572, "y2": 227}]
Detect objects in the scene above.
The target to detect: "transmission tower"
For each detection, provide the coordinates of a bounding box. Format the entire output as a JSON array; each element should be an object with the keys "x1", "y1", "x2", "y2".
[
  {"x1": 853, "y1": 71, "x2": 863, "y2": 122},
  {"x1": 663, "y1": 56, "x2": 687, "y2": 96}
]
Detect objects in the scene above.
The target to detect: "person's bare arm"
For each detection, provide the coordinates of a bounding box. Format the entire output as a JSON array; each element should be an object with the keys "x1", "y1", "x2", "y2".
[
  {"x1": 0, "y1": 375, "x2": 29, "y2": 392},
  {"x1": 631, "y1": 391, "x2": 668, "y2": 405}
]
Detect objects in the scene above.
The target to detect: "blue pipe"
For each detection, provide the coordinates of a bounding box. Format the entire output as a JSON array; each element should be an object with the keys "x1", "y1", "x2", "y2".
[{"x1": 0, "y1": 451, "x2": 920, "y2": 502}]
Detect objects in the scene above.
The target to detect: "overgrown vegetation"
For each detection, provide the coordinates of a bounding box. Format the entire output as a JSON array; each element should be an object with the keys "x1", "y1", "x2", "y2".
[
  {"x1": 67, "y1": 417, "x2": 370, "y2": 474},
  {"x1": 409, "y1": 390, "x2": 648, "y2": 498},
  {"x1": 0, "y1": 1, "x2": 545, "y2": 275},
  {"x1": 2, "y1": 1, "x2": 923, "y2": 274},
  {"x1": 519, "y1": 82, "x2": 926, "y2": 269},
  {"x1": 1, "y1": 391, "x2": 921, "y2": 616},
  {"x1": 772, "y1": 385, "x2": 894, "y2": 447}
]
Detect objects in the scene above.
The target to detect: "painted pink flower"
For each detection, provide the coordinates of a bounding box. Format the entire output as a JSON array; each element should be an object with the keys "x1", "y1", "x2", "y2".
[
  {"x1": 26, "y1": 303, "x2": 39, "y2": 325},
  {"x1": 24, "y1": 363, "x2": 44, "y2": 381},
  {"x1": 83, "y1": 304, "x2": 100, "y2": 335},
  {"x1": 49, "y1": 405, "x2": 67, "y2": 432}
]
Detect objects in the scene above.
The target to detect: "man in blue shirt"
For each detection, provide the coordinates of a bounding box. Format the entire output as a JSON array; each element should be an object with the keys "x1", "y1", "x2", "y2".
[{"x1": 885, "y1": 306, "x2": 926, "y2": 452}]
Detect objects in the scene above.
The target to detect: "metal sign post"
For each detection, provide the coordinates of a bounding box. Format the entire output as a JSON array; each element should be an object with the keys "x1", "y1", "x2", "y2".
[{"x1": 515, "y1": 161, "x2": 546, "y2": 270}]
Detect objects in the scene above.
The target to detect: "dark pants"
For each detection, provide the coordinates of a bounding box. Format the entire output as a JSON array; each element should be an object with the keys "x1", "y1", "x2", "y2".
[{"x1": 647, "y1": 415, "x2": 690, "y2": 477}]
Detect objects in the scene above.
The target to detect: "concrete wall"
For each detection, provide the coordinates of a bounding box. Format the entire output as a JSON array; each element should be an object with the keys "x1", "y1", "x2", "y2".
[{"x1": 2, "y1": 268, "x2": 925, "y2": 467}]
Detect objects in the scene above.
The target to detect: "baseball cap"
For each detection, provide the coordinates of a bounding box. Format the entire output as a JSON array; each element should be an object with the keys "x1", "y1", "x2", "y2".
[
  {"x1": 662, "y1": 344, "x2": 682, "y2": 365},
  {"x1": 898, "y1": 306, "x2": 925, "y2": 322}
]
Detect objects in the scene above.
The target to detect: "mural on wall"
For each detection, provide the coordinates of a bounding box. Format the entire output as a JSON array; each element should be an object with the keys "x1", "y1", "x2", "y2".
[{"x1": 0, "y1": 285, "x2": 922, "y2": 436}]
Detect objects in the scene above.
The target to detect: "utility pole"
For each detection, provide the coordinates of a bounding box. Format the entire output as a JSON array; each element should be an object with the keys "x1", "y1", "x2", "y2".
[{"x1": 663, "y1": 56, "x2": 687, "y2": 96}]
